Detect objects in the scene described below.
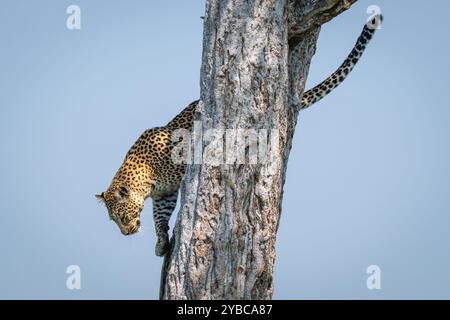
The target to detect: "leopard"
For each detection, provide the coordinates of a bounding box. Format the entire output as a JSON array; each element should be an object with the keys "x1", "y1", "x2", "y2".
[{"x1": 96, "y1": 15, "x2": 382, "y2": 256}]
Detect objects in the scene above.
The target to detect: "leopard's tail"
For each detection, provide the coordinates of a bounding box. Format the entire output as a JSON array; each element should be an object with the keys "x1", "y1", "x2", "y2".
[{"x1": 300, "y1": 14, "x2": 383, "y2": 110}]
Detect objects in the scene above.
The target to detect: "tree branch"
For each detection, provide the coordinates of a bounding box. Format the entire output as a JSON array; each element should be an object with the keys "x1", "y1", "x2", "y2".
[{"x1": 288, "y1": 0, "x2": 357, "y2": 38}]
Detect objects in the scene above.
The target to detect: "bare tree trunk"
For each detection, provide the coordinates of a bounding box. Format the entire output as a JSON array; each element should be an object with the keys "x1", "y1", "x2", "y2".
[{"x1": 160, "y1": 0, "x2": 357, "y2": 300}]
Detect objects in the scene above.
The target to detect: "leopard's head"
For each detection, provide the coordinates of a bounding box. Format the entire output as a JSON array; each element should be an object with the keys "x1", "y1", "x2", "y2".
[{"x1": 96, "y1": 184, "x2": 144, "y2": 235}]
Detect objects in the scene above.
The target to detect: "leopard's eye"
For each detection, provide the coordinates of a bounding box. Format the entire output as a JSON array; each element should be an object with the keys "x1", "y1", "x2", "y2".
[{"x1": 106, "y1": 207, "x2": 114, "y2": 221}]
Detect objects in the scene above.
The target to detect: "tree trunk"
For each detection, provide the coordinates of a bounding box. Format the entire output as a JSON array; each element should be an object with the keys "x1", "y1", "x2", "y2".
[{"x1": 160, "y1": 0, "x2": 357, "y2": 300}]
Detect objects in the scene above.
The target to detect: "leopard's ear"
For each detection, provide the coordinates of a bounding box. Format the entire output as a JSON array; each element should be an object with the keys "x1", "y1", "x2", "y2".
[
  {"x1": 95, "y1": 192, "x2": 105, "y2": 202},
  {"x1": 115, "y1": 186, "x2": 129, "y2": 203}
]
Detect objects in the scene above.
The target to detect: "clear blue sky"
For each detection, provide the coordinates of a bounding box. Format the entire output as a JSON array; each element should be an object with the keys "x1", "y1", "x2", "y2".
[{"x1": 1, "y1": 0, "x2": 449, "y2": 299}]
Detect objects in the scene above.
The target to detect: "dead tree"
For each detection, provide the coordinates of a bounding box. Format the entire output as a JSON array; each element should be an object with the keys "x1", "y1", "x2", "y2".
[{"x1": 160, "y1": 0, "x2": 358, "y2": 299}]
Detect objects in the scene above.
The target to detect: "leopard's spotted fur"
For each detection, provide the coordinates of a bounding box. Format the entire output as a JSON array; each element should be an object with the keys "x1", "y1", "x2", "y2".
[
  {"x1": 97, "y1": 16, "x2": 381, "y2": 256},
  {"x1": 97, "y1": 101, "x2": 197, "y2": 256}
]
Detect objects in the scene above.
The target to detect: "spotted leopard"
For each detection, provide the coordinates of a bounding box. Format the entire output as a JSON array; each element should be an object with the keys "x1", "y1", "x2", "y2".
[{"x1": 96, "y1": 16, "x2": 382, "y2": 256}]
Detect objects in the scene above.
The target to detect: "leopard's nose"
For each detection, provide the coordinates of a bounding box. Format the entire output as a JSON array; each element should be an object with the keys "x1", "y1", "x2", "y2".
[{"x1": 136, "y1": 219, "x2": 141, "y2": 226}]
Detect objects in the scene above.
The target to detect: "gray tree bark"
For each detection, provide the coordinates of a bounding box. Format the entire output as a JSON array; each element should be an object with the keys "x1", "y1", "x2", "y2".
[{"x1": 160, "y1": 0, "x2": 357, "y2": 300}]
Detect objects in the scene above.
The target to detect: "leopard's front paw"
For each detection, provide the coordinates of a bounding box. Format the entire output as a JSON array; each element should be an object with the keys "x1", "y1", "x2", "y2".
[{"x1": 155, "y1": 235, "x2": 170, "y2": 257}]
